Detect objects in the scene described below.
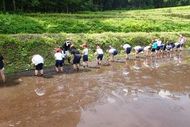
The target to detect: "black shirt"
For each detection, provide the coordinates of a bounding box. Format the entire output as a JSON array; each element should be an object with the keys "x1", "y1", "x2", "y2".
[
  {"x1": 0, "y1": 55, "x2": 4, "y2": 68},
  {"x1": 70, "y1": 47, "x2": 80, "y2": 55}
]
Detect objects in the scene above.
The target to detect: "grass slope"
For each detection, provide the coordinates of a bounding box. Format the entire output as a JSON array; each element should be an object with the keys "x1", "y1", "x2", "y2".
[
  {"x1": 1, "y1": 32, "x2": 190, "y2": 73},
  {"x1": 0, "y1": 6, "x2": 190, "y2": 34}
]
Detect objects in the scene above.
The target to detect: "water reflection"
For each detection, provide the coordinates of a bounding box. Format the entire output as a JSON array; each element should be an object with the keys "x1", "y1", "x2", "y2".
[
  {"x1": 34, "y1": 77, "x2": 46, "y2": 96},
  {"x1": 0, "y1": 51, "x2": 190, "y2": 127}
]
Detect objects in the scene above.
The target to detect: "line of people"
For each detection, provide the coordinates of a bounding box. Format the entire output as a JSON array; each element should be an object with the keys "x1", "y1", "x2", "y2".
[
  {"x1": 31, "y1": 35, "x2": 186, "y2": 76},
  {"x1": 0, "y1": 34, "x2": 187, "y2": 82}
]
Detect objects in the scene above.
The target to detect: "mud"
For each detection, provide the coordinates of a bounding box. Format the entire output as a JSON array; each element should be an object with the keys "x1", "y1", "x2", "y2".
[{"x1": 0, "y1": 51, "x2": 190, "y2": 127}]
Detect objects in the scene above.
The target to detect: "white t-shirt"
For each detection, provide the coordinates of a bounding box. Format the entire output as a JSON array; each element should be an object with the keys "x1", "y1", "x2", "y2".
[
  {"x1": 82, "y1": 48, "x2": 88, "y2": 55},
  {"x1": 144, "y1": 46, "x2": 151, "y2": 51},
  {"x1": 123, "y1": 44, "x2": 131, "y2": 49},
  {"x1": 134, "y1": 46, "x2": 142, "y2": 51},
  {"x1": 54, "y1": 52, "x2": 64, "y2": 60},
  {"x1": 175, "y1": 42, "x2": 180, "y2": 46},
  {"x1": 108, "y1": 48, "x2": 116, "y2": 54},
  {"x1": 179, "y1": 37, "x2": 186, "y2": 44},
  {"x1": 157, "y1": 40, "x2": 162, "y2": 47},
  {"x1": 96, "y1": 48, "x2": 104, "y2": 55},
  {"x1": 32, "y1": 55, "x2": 44, "y2": 65}
]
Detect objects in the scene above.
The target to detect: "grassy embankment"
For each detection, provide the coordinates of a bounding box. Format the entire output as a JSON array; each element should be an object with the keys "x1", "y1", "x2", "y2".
[{"x1": 0, "y1": 6, "x2": 190, "y2": 73}]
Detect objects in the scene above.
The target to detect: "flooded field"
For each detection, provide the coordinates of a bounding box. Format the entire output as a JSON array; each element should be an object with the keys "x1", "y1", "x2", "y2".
[{"x1": 0, "y1": 51, "x2": 190, "y2": 127}]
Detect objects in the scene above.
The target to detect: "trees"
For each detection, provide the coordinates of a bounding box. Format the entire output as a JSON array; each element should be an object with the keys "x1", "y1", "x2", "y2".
[
  {"x1": 2, "y1": 0, "x2": 6, "y2": 11},
  {"x1": 0, "y1": 0, "x2": 189, "y2": 12}
]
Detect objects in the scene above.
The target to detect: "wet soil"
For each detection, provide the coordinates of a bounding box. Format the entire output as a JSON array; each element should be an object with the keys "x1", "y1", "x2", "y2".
[{"x1": 0, "y1": 51, "x2": 190, "y2": 127}]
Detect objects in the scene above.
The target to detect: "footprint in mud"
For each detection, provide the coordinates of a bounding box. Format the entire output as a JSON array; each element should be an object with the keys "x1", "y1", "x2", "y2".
[
  {"x1": 142, "y1": 76, "x2": 151, "y2": 79},
  {"x1": 8, "y1": 120, "x2": 21, "y2": 127},
  {"x1": 34, "y1": 87, "x2": 46, "y2": 96},
  {"x1": 57, "y1": 85, "x2": 64, "y2": 91},
  {"x1": 123, "y1": 71, "x2": 129, "y2": 76},
  {"x1": 132, "y1": 65, "x2": 141, "y2": 70}
]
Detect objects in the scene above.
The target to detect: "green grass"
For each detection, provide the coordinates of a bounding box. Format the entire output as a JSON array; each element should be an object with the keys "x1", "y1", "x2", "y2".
[{"x1": 1, "y1": 6, "x2": 190, "y2": 34}]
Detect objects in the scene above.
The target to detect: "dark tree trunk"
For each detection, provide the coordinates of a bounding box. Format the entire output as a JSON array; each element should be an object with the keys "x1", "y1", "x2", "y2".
[
  {"x1": 2, "y1": 0, "x2": 6, "y2": 11},
  {"x1": 12, "y1": 0, "x2": 16, "y2": 11},
  {"x1": 66, "y1": 4, "x2": 69, "y2": 13}
]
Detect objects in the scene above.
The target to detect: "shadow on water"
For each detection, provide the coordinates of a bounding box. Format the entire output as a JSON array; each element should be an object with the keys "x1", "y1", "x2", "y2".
[
  {"x1": 0, "y1": 52, "x2": 188, "y2": 87},
  {"x1": 0, "y1": 64, "x2": 92, "y2": 87}
]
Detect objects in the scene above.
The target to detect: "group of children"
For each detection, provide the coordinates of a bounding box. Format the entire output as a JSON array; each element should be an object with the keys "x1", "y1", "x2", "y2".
[
  {"x1": 31, "y1": 34, "x2": 186, "y2": 76},
  {"x1": 0, "y1": 34, "x2": 187, "y2": 82}
]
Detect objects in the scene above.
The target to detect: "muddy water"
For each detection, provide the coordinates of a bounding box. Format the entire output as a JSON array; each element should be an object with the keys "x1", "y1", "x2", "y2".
[{"x1": 0, "y1": 51, "x2": 190, "y2": 127}]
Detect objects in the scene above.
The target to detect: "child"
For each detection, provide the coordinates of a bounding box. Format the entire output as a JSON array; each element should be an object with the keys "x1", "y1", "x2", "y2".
[
  {"x1": 144, "y1": 45, "x2": 151, "y2": 57},
  {"x1": 134, "y1": 45, "x2": 144, "y2": 58},
  {"x1": 123, "y1": 44, "x2": 132, "y2": 60},
  {"x1": 0, "y1": 54, "x2": 5, "y2": 83},
  {"x1": 151, "y1": 40, "x2": 158, "y2": 52},
  {"x1": 32, "y1": 54, "x2": 44, "y2": 76},
  {"x1": 54, "y1": 48, "x2": 65, "y2": 72},
  {"x1": 70, "y1": 45, "x2": 81, "y2": 71},
  {"x1": 81, "y1": 43, "x2": 89, "y2": 68},
  {"x1": 108, "y1": 46, "x2": 118, "y2": 61},
  {"x1": 151, "y1": 40, "x2": 158, "y2": 56},
  {"x1": 175, "y1": 42, "x2": 181, "y2": 51},
  {"x1": 95, "y1": 45, "x2": 104, "y2": 65},
  {"x1": 156, "y1": 39, "x2": 163, "y2": 58},
  {"x1": 178, "y1": 34, "x2": 186, "y2": 50},
  {"x1": 156, "y1": 39, "x2": 162, "y2": 51}
]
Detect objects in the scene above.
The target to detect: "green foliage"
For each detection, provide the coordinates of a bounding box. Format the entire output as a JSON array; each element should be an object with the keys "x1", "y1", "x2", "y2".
[
  {"x1": 1, "y1": 6, "x2": 190, "y2": 34},
  {"x1": 0, "y1": 14, "x2": 45, "y2": 34},
  {"x1": 0, "y1": 32, "x2": 190, "y2": 73}
]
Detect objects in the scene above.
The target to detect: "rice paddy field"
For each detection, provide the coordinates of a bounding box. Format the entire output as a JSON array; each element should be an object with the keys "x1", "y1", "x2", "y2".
[{"x1": 0, "y1": 6, "x2": 190, "y2": 73}]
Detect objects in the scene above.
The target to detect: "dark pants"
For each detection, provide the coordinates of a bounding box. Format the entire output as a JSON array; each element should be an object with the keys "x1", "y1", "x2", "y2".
[
  {"x1": 126, "y1": 47, "x2": 132, "y2": 54},
  {"x1": 97, "y1": 54, "x2": 103, "y2": 60},
  {"x1": 73, "y1": 54, "x2": 81, "y2": 64},
  {"x1": 35, "y1": 63, "x2": 43, "y2": 70},
  {"x1": 55, "y1": 60, "x2": 63, "y2": 67},
  {"x1": 83, "y1": 55, "x2": 88, "y2": 62}
]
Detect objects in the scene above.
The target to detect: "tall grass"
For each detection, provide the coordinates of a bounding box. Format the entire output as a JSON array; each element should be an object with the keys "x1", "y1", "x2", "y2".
[{"x1": 0, "y1": 6, "x2": 190, "y2": 34}]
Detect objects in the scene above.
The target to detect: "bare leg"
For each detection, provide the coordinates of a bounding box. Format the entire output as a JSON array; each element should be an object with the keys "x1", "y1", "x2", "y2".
[
  {"x1": 60, "y1": 67, "x2": 63, "y2": 72},
  {"x1": 77, "y1": 64, "x2": 80, "y2": 71},
  {"x1": 97, "y1": 59, "x2": 100, "y2": 65},
  {"x1": 55, "y1": 67, "x2": 59, "y2": 72},
  {"x1": 35, "y1": 70, "x2": 38, "y2": 76},
  {"x1": 73, "y1": 64, "x2": 77, "y2": 70},
  {"x1": 0, "y1": 69, "x2": 5, "y2": 82},
  {"x1": 83, "y1": 62, "x2": 86, "y2": 68},
  {"x1": 40, "y1": 70, "x2": 44, "y2": 76},
  {"x1": 86, "y1": 61, "x2": 88, "y2": 67},
  {"x1": 99, "y1": 60, "x2": 102, "y2": 65},
  {"x1": 126, "y1": 54, "x2": 129, "y2": 60},
  {"x1": 111, "y1": 55, "x2": 114, "y2": 61}
]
